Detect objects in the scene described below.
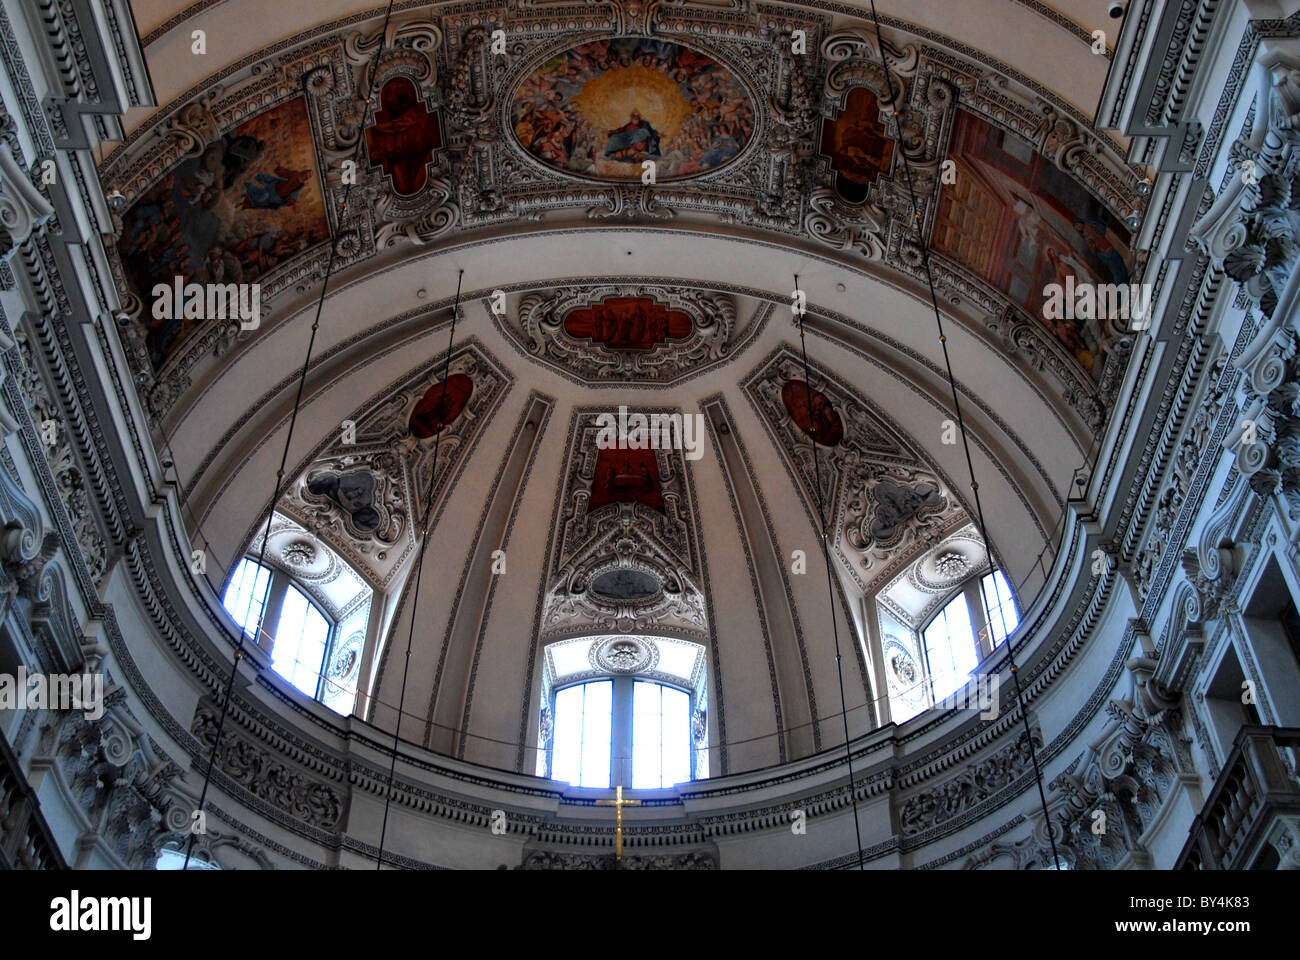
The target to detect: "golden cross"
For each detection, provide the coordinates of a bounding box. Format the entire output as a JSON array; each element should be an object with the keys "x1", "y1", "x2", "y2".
[{"x1": 595, "y1": 784, "x2": 641, "y2": 860}]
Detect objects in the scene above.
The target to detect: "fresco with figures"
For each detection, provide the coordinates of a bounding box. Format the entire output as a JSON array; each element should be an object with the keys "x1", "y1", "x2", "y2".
[
  {"x1": 510, "y1": 37, "x2": 754, "y2": 181},
  {"x1": 932, "y1": 109, "x2": 1135, "y2": 376},
  {"x1": 117, "y1": 97, "x2": 330, "y2": 370},
  {"x1": 819, "y1": 86, "x2": 895, "y2": 204}
]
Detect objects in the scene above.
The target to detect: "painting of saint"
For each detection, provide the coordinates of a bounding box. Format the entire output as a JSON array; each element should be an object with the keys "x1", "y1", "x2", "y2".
[
  {"x1": 364, "y1": 76, "x2": 443, "y2": 196},
  {"x1": 931, "y1": 109, "x2": 1135, "y2": 376},
  {"x1": 589, "y1": 447, "x2": 664, "y2": 512},
  {"x1": 819, "y1": 87, "x2": 895, "y2": 204},
  {"x1": 563, "y1": 297, "x2": 693, "y2": 350},
  {"x1": 409, "y1": 373, "x2": 473, "y2": 439},
  {"x1": 782, "y1": 380, "x2": 844, "y2": 446},
  {"x1": 239, "y1": 165, "x2": 313, "y2": 210},
  {"x1": 604, "y1": 111, "x2": 661, "y2": 163},
  {"x1": 510, "y1": 38, "x2": 754, "y2": 181},
  {"x1": 116, "y1": 97, "x2": 330, "y2": 370}
]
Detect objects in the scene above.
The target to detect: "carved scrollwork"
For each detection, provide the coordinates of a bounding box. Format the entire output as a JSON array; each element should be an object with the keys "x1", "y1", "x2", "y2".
[
  {"x1": 279, "y1": 340, "x2": 509, "y2": 588},
  {"x1": 804, "y1": 186, "x2": 889, "y2": 258},
  {"x1": 744, "y1": 346, "x2": 967, "y2": 590},
  {"x1": 0, "y1": 145, "x2": 52, "y2": 265},
  {"x1": 511, "y1": 284, "x2": 734, "y2": 384},
  {"x1": 192, "y1": 703, "x2": 343, "y2": 830},
  {"x1": 542, "y1": 410, "x2": 707, "y2": 640}
]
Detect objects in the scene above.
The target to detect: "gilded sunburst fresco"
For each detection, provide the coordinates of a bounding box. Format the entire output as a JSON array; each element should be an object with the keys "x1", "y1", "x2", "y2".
[{"x1": 510, "y1": 37, "x2": 754, "y2": 181}]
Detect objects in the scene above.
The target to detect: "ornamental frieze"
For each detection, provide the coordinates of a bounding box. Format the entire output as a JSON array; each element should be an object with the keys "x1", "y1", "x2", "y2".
[{"x1": 191, "y1": 703, "x2": 344, "y2": 831}]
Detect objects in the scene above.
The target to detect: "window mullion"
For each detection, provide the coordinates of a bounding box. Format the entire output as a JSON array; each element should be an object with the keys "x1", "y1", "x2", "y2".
[
  {"x1": 967, "y1": 579, "x2": 994, "y2": 662},
  {"x1": 259, "y1": 573, "x2": 290, "y2": 655},
  {"x1": 315, "y1": 612, "x2": 339, "y2": 702},
  {"x1": 612, "y1": 676, "x2": 633, "y2": 788}
]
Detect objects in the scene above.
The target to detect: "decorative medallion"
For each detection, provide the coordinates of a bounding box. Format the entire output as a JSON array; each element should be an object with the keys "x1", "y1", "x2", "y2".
[
  {"x1": 592, "y1": 636, "x2": 658, "y2": 674},
  {"x1": 510, "y1": 38, "x2": 755, "y2": 182},
  {"x1": 408, "y1": 372, "x2": 473, "y2": 438},
  {"x1": 325, "y1": 632, "x2": 363, "y2": 692},
  {"x1": 281, "y1": 539, "x2": 319, "y2": 569},
  {"x1": 909, "y1": 531, "x2": 988, "y2": 596},
  {"x1": 508, "y1": 285, "x2": 738, "y2": 384},
  {"x1": 883, "y1": 638, "x2": 920, "y2": 688},
  {"x1": 591, "y1": 568, "x2": 661, "y2": 600},
  {"x1": 933, "y1": 550, "x2": 969, "y2": 580}
]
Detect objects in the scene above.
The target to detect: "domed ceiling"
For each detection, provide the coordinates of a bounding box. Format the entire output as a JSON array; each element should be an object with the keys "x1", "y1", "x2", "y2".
[{"x1": 100, "y1": 0, "x2": 1148, "y2": 774}]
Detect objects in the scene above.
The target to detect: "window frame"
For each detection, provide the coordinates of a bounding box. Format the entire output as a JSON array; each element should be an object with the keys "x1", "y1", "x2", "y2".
[
  {"x1": 547, "y1": 675, "x2": 696, "y2": 789},
  {"x1": 221, "y1": 557, "x2": 338, "y2": 702},
  {"x1": 917, "y1": 569, "x2": 1018, "y2": 706}
]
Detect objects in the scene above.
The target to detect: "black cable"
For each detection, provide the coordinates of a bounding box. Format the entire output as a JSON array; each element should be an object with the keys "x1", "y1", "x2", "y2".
[
  {"x1": 183, "y1": 0, "x2": 399, "y2": 870},
  {"x1": 793, "y1": 273, "x2": 866, "y2": 869},
  {"x1": 376, "y1": 269, "x2": 464, "y2": 869},
  {"x1": 867, "y1": 0, "x2": 1062, "y2": 869}
]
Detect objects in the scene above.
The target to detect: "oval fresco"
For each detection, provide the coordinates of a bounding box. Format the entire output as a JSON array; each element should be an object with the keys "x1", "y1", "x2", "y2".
[
  {"x1": 409, "y1": 373, "x2": 473, "y2": 439},
  {"x1": 510, "y1": 38, "x2": 754, "y2": 181},
  {"x1": 781, "y1": 380, "x2": 845, "y2": 446}
]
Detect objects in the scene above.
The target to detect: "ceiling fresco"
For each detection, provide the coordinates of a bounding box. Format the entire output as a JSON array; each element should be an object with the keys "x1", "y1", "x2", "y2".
[
  {"x1": 100, "y1": 2, "x2": 1148, "y2": 441},
  {"x1": 931, "y1": 108, "x2": 1136, "y2": 377},
  {"x1": 509, "y1": 38, "x2": 755, "y2": 181},
  {"x1": 116, "y1": 96, "x2": 329, "y2": 370}
]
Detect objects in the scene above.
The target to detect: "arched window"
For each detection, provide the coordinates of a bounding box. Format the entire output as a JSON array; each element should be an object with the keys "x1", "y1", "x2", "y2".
[
  {"x1": 919, "y1": 570, "x2": 1019, "y2": 703},
  {"x1": 923, "y1": 590, "x2": 978, "y2": 702},
  {"x1": 222, "y1": 558, "x2": 272, "y2": 640},
  {"x1": 549, "y1": 677, "x2": 693, "y2": 789},
  {"x1": 982, "y1": 569, "x2": 1019, "y2": 645},
  {"x1": 540, "y1": 636, "x2": 707, "y2": 788},
  {"x1": 220, "y1": 557, "x2": 349, "y2": 712},
  {"x1": 632, "y1": 680, "x2": 691, "y2": 789}
]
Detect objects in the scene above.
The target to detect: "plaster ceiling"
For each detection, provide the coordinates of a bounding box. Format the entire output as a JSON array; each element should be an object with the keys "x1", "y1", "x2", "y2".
[{"x1": 99, "y1": 0, "x2": 1148, "y2": 770}]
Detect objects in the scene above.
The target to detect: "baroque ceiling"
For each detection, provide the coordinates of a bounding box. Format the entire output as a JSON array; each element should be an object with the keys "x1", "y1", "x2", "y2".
[{"x1": 96, "y1": 0, "x2": 1152, "y2": 769}]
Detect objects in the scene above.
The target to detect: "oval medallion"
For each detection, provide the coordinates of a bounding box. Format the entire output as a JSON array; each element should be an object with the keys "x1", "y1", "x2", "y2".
[{"x1": 510, "y1": 38, "x2": 754, "y2": 181}]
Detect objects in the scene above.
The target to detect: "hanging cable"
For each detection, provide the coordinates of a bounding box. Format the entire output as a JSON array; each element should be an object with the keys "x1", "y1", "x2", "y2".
[
  {"x1": 793, "y1": 273, "x2": 865, "y2": 870},
  {"x1": 183, "y1": 0, "x2": 399, "y2": 870},
  {"x1": 866, "y1": 0, "x2": 1062, "y2": 868},
  {"x1": 376, "y1": 269, "x2": 464, "y2": 869}
]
